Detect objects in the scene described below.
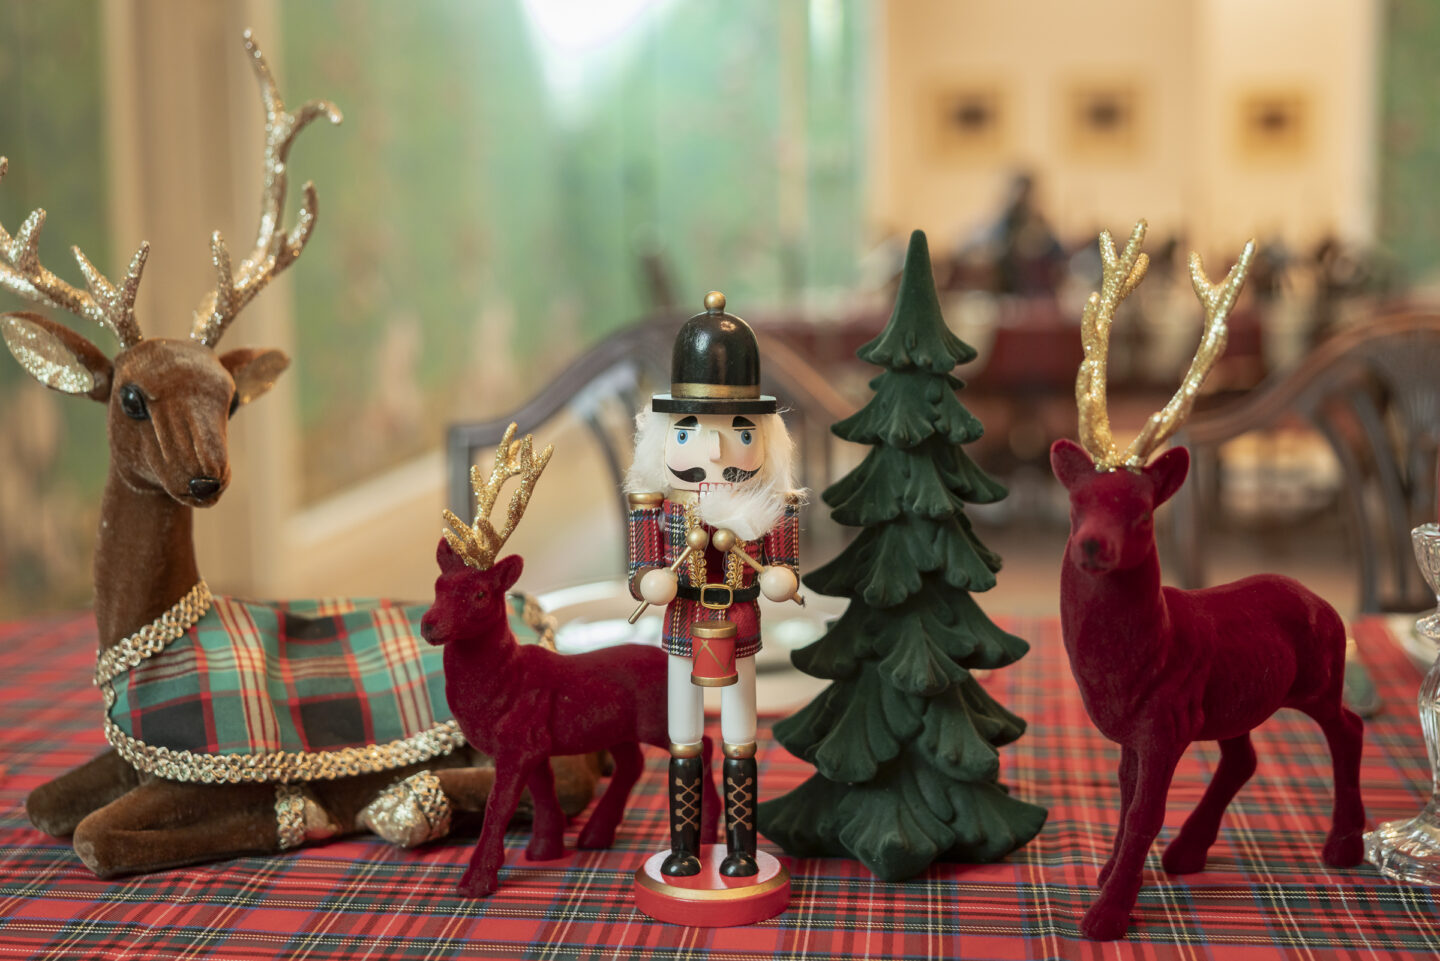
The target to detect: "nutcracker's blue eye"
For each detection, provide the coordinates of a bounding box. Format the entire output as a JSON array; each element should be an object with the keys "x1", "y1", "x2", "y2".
[
  {"x1": 675, "y1": 430, "x2": 689, "y2": 445},
  {"x1": 740, "y1": 430, "x2": 753, "y2": 445}
]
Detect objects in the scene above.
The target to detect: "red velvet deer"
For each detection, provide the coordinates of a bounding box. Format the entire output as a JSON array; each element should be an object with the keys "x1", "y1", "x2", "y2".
[
  {"x1": 1050, "y1": 222, "x2": 1365, "y2": 941},
  {"x1": 0, "y1": 33, "x2": 594, "y2": 878},
  {"x1": 422, "y1": 425, "x2": 719, "y2": 897}
]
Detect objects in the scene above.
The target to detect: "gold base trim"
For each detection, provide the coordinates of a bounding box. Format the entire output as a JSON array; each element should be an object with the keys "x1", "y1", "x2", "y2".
[
  {"x1": 669, "y1": 741, "x2": 703, "y2": 759},
  {"x1": 722, "y1": 741, "x2": 757, "y2": 759},
  {"x1": 103, "y1": 716, "x2": 466, "y2": 785},
  {"x1": 634, "y1": 862, "x2": 789, "y2": 903},
  {"x1": 691, "y1": 674, "x2": 738, "y2": 688}
]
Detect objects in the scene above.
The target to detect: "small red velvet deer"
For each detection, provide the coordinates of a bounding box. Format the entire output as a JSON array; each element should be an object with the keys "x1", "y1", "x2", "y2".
[
  {"x1": 0, "y1": 33, "x2": 574, "y2": 878},
  {"x1": 422, "y1": 425, "x2": 719, "y2": 897},
  {"x1": 1050, "y1": 222, "x2": 1365, "y2": 941}
]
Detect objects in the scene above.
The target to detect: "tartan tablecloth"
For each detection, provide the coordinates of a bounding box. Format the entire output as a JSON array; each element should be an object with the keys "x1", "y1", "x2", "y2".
[{"x1": 0, "y1": 613, "x2": 1436, "y2": 960}]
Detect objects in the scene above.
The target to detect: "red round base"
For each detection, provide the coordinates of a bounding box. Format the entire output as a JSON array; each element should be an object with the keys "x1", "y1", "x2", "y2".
[{"x1": 633, "y1": 845, "x2": 790, "y2": 927}]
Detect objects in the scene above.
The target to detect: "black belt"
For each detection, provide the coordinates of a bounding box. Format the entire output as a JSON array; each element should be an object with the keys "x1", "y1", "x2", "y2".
[{"x1": 675, "y1": 582, "x2": 760, "y2": 608}]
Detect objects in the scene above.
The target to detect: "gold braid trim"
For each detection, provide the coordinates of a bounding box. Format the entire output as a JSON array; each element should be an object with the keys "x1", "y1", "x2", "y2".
[
  {"x1": 275, "y1": 784, "x2": 307, "y2": 850},
  {"x1": 94, "y1": 581, "x2": 212, "y2": 689},
  {"x1": 102, "y1": 716, "x2": 466, "y2": 785}
]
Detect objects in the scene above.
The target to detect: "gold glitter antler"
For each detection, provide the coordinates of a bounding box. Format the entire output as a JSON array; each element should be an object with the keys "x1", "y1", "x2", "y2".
[
  {"x1": 442, "y1": 423, "x2": 554, "y2": 570},
  {"x1": 191, "y1": 31, "x2": 342, "y2": 348},
  {"x1": 0, "y1": 157, "x2": 150, "y2": 349},
  {"x1": 1076, "y1": 220, "x2": 1150, "y2": 469},
  {"x1": 1120, "y1": 241, "x2": 1254, "y2": 467}
]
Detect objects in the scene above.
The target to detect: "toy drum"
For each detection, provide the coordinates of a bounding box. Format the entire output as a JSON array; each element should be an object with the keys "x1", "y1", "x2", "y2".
[{"x1": 690, "y1": 620, "x2": 738, "y2": 687}]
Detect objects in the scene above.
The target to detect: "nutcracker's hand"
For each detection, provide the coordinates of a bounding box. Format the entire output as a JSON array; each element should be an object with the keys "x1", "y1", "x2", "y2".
[
  {"x1": 640, "y1": 568, "x2": 679, "y2": 606},
  {"x1": 759, "y1": 565, "x2": 799, "y2": 603}
]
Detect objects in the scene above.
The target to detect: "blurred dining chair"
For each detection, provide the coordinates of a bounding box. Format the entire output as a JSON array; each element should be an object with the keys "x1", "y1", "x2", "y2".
[{"x1": 1167, "y1": 311, "x2": 1440, "y2": 714}]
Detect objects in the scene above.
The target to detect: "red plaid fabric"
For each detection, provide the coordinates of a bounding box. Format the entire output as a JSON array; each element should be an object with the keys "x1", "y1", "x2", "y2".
[
  {"x1": 627, "y1": 497, "x2": 801, "y2": 659},
  {"x1": 0, "y1": 613, "x2": 1436, "y2": 959}
]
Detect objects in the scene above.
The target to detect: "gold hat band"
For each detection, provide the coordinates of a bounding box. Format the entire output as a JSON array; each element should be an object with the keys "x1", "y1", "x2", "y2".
[{"x1": 670, "y1": 382, "x2": 761, "y2": 400}]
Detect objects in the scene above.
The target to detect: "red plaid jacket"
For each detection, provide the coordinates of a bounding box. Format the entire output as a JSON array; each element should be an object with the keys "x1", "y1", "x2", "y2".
[{"x1": 627, "y1": 493, "x2": 800, "y2": 658}]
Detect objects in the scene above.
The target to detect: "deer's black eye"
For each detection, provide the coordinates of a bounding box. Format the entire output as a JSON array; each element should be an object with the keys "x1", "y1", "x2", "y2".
[
  {"x1": 118, "y1": 385, "x2": 149, "y2": 421},
  {"x1": 475, "y1": 590, "x2": 486, "y2": 602},
  {"x1": 228, "y1": 391, "x2": 240, "y2": 418}
]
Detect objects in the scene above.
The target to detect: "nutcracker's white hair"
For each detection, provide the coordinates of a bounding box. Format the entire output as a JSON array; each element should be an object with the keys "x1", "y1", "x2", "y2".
[{"x1": 623, "y1": 409, "x2": 804, "y2": 541}]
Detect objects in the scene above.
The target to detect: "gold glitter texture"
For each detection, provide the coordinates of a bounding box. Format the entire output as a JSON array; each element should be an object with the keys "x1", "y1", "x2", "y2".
[
  {"x1": 1, "y1": 313, "x2": 99, "y2": 394},
  {"x1": 0, "y1": 157, "x2": 150, "y2": 349},
  {"x1": 443, "y1": 422, "x2": 553, "y2": 571},
  {"x1": 190, "y1": 31, "x2": 342, "y2": 348},
  {"x1": 1076, "y1": 219, "x2": 1254, "y2": 470},
  {"x1": 357, "y1": 770, "x2": 454, "y2": 848}
]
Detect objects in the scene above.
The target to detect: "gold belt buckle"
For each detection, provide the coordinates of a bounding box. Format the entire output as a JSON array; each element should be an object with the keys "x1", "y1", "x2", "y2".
[{"x1": 699, "y1": 583, "x2": 733, "y2": 610}]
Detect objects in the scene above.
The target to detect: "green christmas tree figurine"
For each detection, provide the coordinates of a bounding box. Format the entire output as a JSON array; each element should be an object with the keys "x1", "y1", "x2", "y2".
[{"x1": 757, "y1": 230, "x2": 1046, "y2": 881}]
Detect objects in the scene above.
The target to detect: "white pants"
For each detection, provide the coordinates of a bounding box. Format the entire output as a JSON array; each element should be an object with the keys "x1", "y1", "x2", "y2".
[{"x1": 668, "y1": 653, "x2": 756, "y2": 748}]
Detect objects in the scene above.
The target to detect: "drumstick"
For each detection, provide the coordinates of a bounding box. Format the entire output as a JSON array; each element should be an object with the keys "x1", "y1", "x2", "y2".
[
  {"x1": 711, "y1": 528, "x2": 806, "y2": 607},
  {"x1": 628, "y1": 528, "x2": 710, "y2": 624}
]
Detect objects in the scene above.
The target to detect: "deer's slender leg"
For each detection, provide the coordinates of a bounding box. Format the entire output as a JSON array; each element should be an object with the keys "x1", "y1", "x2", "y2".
[
  {"x1": 26, "y1": 749, "x2": 140, "y2": 838},
  {"x1": 1163, "y1": 734, "x2": 1256, "y2": 874},
  {"x1": 577, "y1": 741, "x2": 643, "y2": 850},
  {"x1": 1083, "y1": 744, "x2": 1183, "y2": 942},
  {"x1": 1097, "y1": 745, "x2": 1138, "y2": 886},
  {"x1": 459, "y1": 755, "x2": 537, "y2": 898},
  {"x1": 1305, "y1": 703, "x2": 1366, "y2": 866},
  {"x1": 523, "y1": 760, "x2": 566, "y2": 861},
  {"x1": 72, "y1": 780, "x2": 277, "y2": 878}
]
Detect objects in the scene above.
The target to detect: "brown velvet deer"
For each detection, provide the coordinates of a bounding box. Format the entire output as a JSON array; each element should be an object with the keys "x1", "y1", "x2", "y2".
[
  {"x1": 422, "y1": 426, "x2": 719, "y2": 897},
  {"x1": 1049, "y1": 222, "x2": 1366, "y2": 940},
  {"x1": 1, "y1": 33, "x2": 595, "y2": 878}
]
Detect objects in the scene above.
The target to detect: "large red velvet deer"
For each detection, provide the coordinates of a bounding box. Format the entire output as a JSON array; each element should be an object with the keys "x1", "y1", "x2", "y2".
[
  {"x1": 0, "y1": 33, "x2": 594, "y2": 878},
  {"x1": 422, "y1": 425, "x2": 719, "y2": 897},
  {"x1": 1049, "y1": 222, "x2": 1366, "y2": 941}
]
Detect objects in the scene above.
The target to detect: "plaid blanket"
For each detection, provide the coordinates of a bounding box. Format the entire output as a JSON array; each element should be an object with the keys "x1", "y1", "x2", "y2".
[
  {"x1": 1, "y1": 614, "x2": 1437, "y2": 959},
  {"x1": 107, "y1": 596, "x2": 450, "y2": 761}
]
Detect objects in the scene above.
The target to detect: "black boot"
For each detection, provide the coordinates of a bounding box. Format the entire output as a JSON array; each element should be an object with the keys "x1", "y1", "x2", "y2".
[
  {"x1": 720, "y1": 755, "x2": 759, "y2": 877},
  {"x1": 661, "y1": 755, "x2": 703, "y2": 877}
]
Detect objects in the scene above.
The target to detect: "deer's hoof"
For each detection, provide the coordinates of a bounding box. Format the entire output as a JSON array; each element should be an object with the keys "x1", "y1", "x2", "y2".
[
  {"x1": 1322, "y1": 832, "x2": 1364, "y2": 868},
  {"x1": 1080, "y1": 902, "x2": 1131, "y2": 941},
  {"x1": 576, "y1": 821, "x2": 618, "y2": 850},
  {"x1": 525, "y1": 833, "x2": 565, "y2": 861},
  {"x1": 456, "y1": 868, "x2": 499, "y2": 899},
  {"x1": 1161, "y1": 839, "x2": 1209, "y2": 875}
]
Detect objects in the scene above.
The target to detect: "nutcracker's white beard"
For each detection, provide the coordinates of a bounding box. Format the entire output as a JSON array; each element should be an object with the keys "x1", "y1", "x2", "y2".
[
  {"x1": 695, "y1": 483, "x2": 785, "y2": 542},
  {"x1": 623, "y1": 409, "x2": 804, "y2": 541}
]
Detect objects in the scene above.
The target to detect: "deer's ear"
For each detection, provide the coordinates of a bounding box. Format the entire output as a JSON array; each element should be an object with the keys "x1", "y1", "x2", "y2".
[
  {"x1": 1, "y1": 312, "x2": 112, "y2": 401},
  {"x1": 492, "y1": 554, "x2": 524, "y2": 592},
  {"x1": 1050, "y1": 438, "x2": 1096, "y2": 490},
  {"x1": 1146, "y1": 446, "x2": 1190, "y2": 506},
  {"x1": 220, "y1": 348, "x2": 289, "y2": 408}
]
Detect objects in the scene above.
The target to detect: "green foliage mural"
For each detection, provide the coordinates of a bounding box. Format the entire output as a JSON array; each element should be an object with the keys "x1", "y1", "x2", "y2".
[
  {"x1": 0, "y1": 0, "x2": 108, "y2": 616},
  {"x1": 282, "y1": 0, "x2": 866, "y2": 500},
  {"x1": 1379, "y1": 0, "x2": 1440, "y2": 283},
  {"x1": 757, "y1": 231, "x2": 1045, "y2": 881}
]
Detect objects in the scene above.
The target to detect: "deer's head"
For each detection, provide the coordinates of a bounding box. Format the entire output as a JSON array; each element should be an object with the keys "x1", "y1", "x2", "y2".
[
  {"x1": 1053, "y1": 220, "x2": 1253, "y2": 574},
  {"x1": 421, "y1": 424, "x2": 552, "y2": 649},
  {"x1": 1053, "y1": 439, "x2": 1188, "y2": 573},
  {"x1": 0, "y1": 32, "x2": 339, "y2": 508}
]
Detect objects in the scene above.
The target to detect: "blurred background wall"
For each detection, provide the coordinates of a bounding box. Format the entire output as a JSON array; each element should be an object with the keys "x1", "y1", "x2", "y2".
[{"x1": 1, "y1": 0, "x2": 1436, "y2": 618}]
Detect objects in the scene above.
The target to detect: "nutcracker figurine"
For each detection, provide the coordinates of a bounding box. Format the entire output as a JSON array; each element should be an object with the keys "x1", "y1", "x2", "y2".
[{"x1": 626, "y1": 291, "x2": 800, "y2": 926}]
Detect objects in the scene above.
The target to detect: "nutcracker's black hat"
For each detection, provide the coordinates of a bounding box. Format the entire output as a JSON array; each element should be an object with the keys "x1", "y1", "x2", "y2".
[{"x1": 651, "y1": 291, "x2": 778, "y2": 415}]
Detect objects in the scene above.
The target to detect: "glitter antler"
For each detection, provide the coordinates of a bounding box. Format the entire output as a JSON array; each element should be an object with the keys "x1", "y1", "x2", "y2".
[
  {"x1": 0, "y1": 157, "x2": 151, "y2": 349},
  {"x1": 443, "y1": 423, "x2": 554, "y2": 571},
  {"x1": 191, "y1": 31, "x2": 343, "y2": 348},
  {"x1": 1075, "y1": 219, "x2": 1254, "y2": 470}
]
